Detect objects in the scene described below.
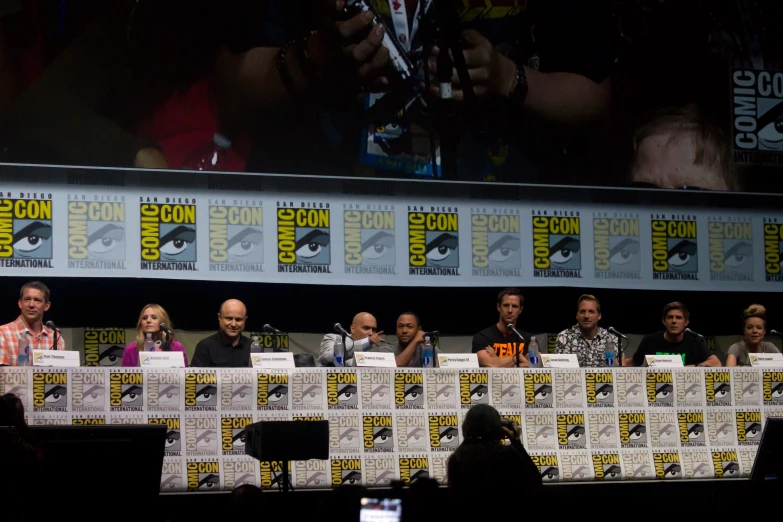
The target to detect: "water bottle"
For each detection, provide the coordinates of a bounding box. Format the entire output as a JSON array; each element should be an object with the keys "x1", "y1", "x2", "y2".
[
  {"x1": 17, "y1": 333, "x2": 30, "y2": 366},
  {"x1": 528, "y1": 336, "x2": 540, "y2": 368},
  {"x1": 334, "y1": 336, "x2": 345, "y2": 367},
  {"x1": 181, "y1": 133, "x2": 232, "y2": 171},
  {"x1": 421, "y1": 336, "x2": 434, "y2": 368},
  {"x1": 250, "y1": 337, "x2": 262, "y2": 354},
  {"x1": 143, "y1": 333, "x2": 155, "y2": 352},
  {"x1": 603, "y1": 337, "x2": 616, "y2": 367}
]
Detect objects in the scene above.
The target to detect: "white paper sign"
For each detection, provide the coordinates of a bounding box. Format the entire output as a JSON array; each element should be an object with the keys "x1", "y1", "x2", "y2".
[
  {"x1": 139, "y1": 351, "x2": 186, "y2": 368},
  {"x1": 541, "y1": 353, "x2": 580, "y2": 368},
  {"x1": 645, "y1": 355, "x2": 684, "y2": 368},
  {"x1": 749, "y1": 352, "x2": 783, "y2": 367},
  {"x1": 354, "y1": 352, "x2": 397, "y2": 368},
  {"x1": 437, "y1": 353, "x2": 479, "y2": 369},
  {"x1": 32, "y1": 350, "x2": 80, "y2": 368},
  {"x1": 251, "y1": 352, "x2": 296, "y2": 369}
]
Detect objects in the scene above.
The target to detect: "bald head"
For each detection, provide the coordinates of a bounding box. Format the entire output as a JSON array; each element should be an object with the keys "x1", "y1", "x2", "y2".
[
  {"x1": 350, "y1": 312, "x2": 378, "y2": 341},
  {"x1": 218, "y1": 299, "x2": 247, "y2": 344}
]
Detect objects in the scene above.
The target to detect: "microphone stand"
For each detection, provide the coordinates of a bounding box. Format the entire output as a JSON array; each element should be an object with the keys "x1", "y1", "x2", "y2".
[
  {"x1": 51, "y1": 327, "x2": 58, "y2": 351},
  {"x1": 614, "y1": 332, "x2": 623, "y2": 367}
]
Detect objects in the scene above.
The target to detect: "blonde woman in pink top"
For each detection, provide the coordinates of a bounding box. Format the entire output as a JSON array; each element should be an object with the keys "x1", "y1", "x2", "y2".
[{"x1": 122, "y1": 304, "x2": 188, "y2": 367}]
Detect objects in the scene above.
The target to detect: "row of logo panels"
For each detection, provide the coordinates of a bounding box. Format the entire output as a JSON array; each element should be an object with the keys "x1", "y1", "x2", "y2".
[
  {"x1": 158, "y1": 445, "x2": 754, "y2": 493},
  {"x1": 2, "y1": 367, "x2": 782, "y2": 412},
  {"x1": 1, "y1": 197, "x2": 781, "y2": 283}
]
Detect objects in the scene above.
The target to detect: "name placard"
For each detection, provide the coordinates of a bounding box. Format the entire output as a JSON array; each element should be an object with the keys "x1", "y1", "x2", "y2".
[
  {"x1": 354, "y1": 352, "x2": 397, "y2": 368},
  {"x1": 749, "y1": 352, "x2": 783, "y2": 367},
  {"x1": 437, "y1": 353, "x2": 479, "y2": 369},
  {"x1": 541, "y1": 353, "x2": 580, "y2": 368},
  {"x1": 645, "y1": 355, "x2": 684, "y2": 368},
  {"x1": 139, "y1": 351, "x2": 186, "y2": 368},
  {"x1": 32, "y1": 350, "x2": 80, "y2": 368},
  {"x1": 251, "y1": 352, "x2": 296, "y2": 369}
]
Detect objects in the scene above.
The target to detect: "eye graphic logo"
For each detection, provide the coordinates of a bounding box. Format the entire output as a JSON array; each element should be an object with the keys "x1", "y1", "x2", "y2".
[
  {"x1": 344, "y1": 209, "x2": 396, "y2": 275},
  {"x1": 619, "y1": 412, "x2": 648, "y2": 448},
  {"x1": 109, "y1": 371, "x2": 143, "y2": 411},
  {"x1": 361, "y1": 371, "x2": 392, "y2": 409},
  {"x1": 395, "y1": 371, "x2": 424, "y2": 409},
  {"x1": 648, "y1": 412, "x2": 678, "y2": 448},
  {"x1": 0, "y1": 370, "x2": 28, "y2": 408},
  {"x1": 585, "y1": 372, "x2": 614, "y2": 407},
  {"x1": 712, "y1": 451, "x2": 740, "y2": 478},
  {"x1": 531, "y1": 454, "x2": 560, "y2": 482},
  {"x1": 408, "y1": 210, "x2": 460, "y2": 276},
  {"x1": 763, "y1": 220, "x2": 783, "y2": 282},
  {"x1": 70, "y1": 369, "x2": 105, "y2": 412},
  {"x1": 32, "y1": 371, "x2": 67, "y2": 412},
  {"x1": 331, "y1": 458, "x2": 362, "y2": 486},
  {"x1": 428, "y1": 415, "x2": 460, "y2": 452},
  {"x1": 186, "y1": 461, "x2": 220, "y2": 492},
  {"x1": 708, "y1": 220, "x2": 753, "y2": 282},
  {"x1": 733, "y1": 369, "x2": 761, "y2": 406},
  {"x1": 256, "y1": 372, "x2": 289, "y2": 410},
  {"x1": 471, "y1": 213, "x2": 521, "y2": 276},
  {"x1": 149, "y1": 416, "x2": 182, "y2": 455},
  {"x1": 588, "y1": 413, "x2": 618, "y2": 449},
  {"x1": 593, "y1": 216, "x2": 641, "y2": 279},
  {"x1": 326, "y1": 371, "x2": 358, "y2": 409},
  {"x1": 296, "y1": 460, "x2": 329, "y2": 489},
  {"x1": 678, "y1": 412, "x2": 706, "y2": 447},
  {"x1": 67, "y1": 201, "x2": 126, "y2": 268},
  {"x1": 458, "y1": 371, "x2": 488, "y2": 408},
  {"x1": 398, "y1": 457, "x2": 429, "y2": 485},
  {"x1": 557, "y1": 413, "x2": 586, "y2": 450},
  {"x1": 277, "y1": 206, "x2": 331, "y2": 273},
  {"x1": 161, "y1": 461, "x2": 183, "y2": 492},
  {"x1": 140, "y1": 201, "x2": 197, "y2": 270},
  {"x1": 209, "y1": 205, "x2": 263, "y2": 271},
  {"x1": 736, "y1": 410, "x2": 763, "y2": 446},
  {"x1": 525, "y1": 413, "x2": 556, "y2": 449},
  {"x1": 731, "y1": 68, "x2": 783, "y2": 165},
  {"x1": 185, "y1": 372, "x2": 218, "y2": 411},
  {"x1": 705, "y1": 371, "x2": 732, "y2": 406},
  {"x1": 653, "y1": 452, "x2": 681, "y2": 480},
  {"x1": 83, "y1": 328, "x2": 125, "y2": 367},
  {"x1": 0, "y1": 198, "x2": 53, "y2": 266},
  {"x1": 491, "y1": 371, "x2": 520, "y2": 407},
  {"x1": 762, "y1": 371, "x2": 783, "y2": 405},
  {"x1": 532, "y1": 213, "x2": 581, "y2": 278},
  {"x1": 221, "y1": 415, "x2": 253, "y2": 456},
  {"x1": 396, "y1": 414, "x2": 428, "y2": 450},
  {"x1": 647, "y1": 370, "x2": 674, "y2": 407},
  {"x1": 330, "y1": 414, "x2": 362, "y2": 453},
  {"x1": 651, "y1": 217, "x2": 698, "y2": 280},
  {"x1": 364, "y1": 415, "x2": 395, "y2": 453},
  {"x1": 592, "y1": 453, "x2": 622, "y2": 480}
]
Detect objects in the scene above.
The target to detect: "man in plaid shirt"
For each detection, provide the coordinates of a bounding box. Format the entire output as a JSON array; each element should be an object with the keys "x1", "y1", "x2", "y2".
[
  {"x1": 0, "y1": 281, "x2": 65, "y2": 366},
  {"x1": 555, "y1": 294, "x2": 615, "y2": 367}
]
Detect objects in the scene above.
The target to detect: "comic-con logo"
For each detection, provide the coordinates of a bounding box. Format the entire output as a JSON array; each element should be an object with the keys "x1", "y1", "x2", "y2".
[
  {"x1": 556, "y1": 370, "x2": 584, "y2": 407},
  {"x1": 532, "y1": 211, "x2": 581, "y2": 278},
  {"x1": 364, "y1": 457, "x2": 396, "y2": 486},
  {"x1": 0, "y1": 196, "x2": 53, "y2": 268},
  {"x1": 653, "y1": 452, "x2": 681, "y2": 479},
  {"x1": 561, "y1": 454, "x2": 591, "y2": 481},
  {"x1": 531, "y1": 454, "x2": 559, "y2": 482},
  {"x1": 708, "y1": 219, "x2": 753, "y2": 282},
  {"x1": 221, "y1": 415, "x2": 253, "y2": 456},
  {"x1": 256, "y1": 372, "x2": 289, "y2": 410},
  {"x1": 586, "y1": 371, "x2": 614, "y2": 407},
  {"x1": 408, "y1": 207, "x2": 459, "y2": 276},
  {"x1": 764, "y1": 219, "x2": 783, "y2": 282},
  {"x1": 648, "y1": 412, "x2": 678, "y2": 448},
  {"x1": 0, "y1": 370, "x2": 28, "y2": 406},
  {"x1": 731, "y1": 68, "x2": 783, "y2": 165},
  {"x1": 395, "y1": 371, "x2": 424, "y2": 409},
  {"x1": 525, "y1": 413, "x2": 556, "y2": 449},
  {"x1": 295, "y1": 460, "x2": 329, "y2": 489},
  {"x1": 428, "y1": 415, "x2": 460, "y2": 452},
  {"x1": 363, "y1": 415, "x2": 395, "y2": 453},
  {"x1": 83, "y1": 328, "x2": 125, "y2": 367},
  {"x1": 712, "y1": 451, "x2": 740, "y2": 478},
  {"x1": 557, "y1": 413, "x2": 586, "y2": 450},
  {"x1": 209, "y1": 203, "x2": 263, "y2": 271},
  {"x1": 149, "y1": 416, "x2": 182, "y2": 455},
  {"x1": 736, "y1": 410, "x2": 763, "y2": 446},
  {"x1": 490, "y1": 371, "x2": 521, "y2": 407},
  {"x1": 733, "y1": 369, "x2": 761, "y2": 405},
  {"x1": 344, "y1": 207, "x2": 396, "y2": 275},
  {"x1": 71, "y1": 369, "x2": 105, "y2": 411},
  {"x1": 707, "y1": 411, "x2": 736, "y2": 446},
  {"x1": 675, "y1": 369, "x2": 703, "y2": 406},
  {"x1": 588, "y1": 413, "x2": 618, "y2": 449},
  {"x1": 651, "y1": 216, "x2": 698, "y2": 280},
  {"x1": 619, "y1": 412, "x2": 647, "y2": 448},
  {"x1": 67, "y1": 199, "x2": 126, "y2": 269},
  {"x1": 592, "y1": 453, "x2": 622, "y2": 480},
  {"x1": 398, "y1": 457, "x2": 428, "y2": 484},
  {"x1": 705, "y1": 370, "x2": 732, "y2": 406},
  {"x1": 331, "y1": 458, "x2": 362, "y2": 486},
  {"x1": 186, "y1": 461, "x2": 220, "y2": 491},
  {"x1": 291, "y1": 371, "x2": 323, "y2": 409},
  {"x1": 184, "y1": 415, "x2": 218, "y2": 456},
  {"x1": 361, "y1": 371, "x2": 392, "y2": 409},
  {"x1": 615, "y1": 370, "x2": 644, "y2": 406},
  {"x1": 140, "y1": 199, "x2": 197, "y2": 270},
  {"x1": 326, "y1": 371, "x2": 358, "y2": 409},
  {"x1": 260, "y1": 461, "x2": 291, "y2": 490},
  {"x1": 593, "y1": 214, "x2": 641, "y2": 279},
  {"x1": 71, "y1": 414, "x2": 105, "y2": 425},
  {"x1": 646, "y1": 370, "x2": 674, "y2": 407},
  {"x1": 109, "y1": 370, "x2": 143, "y2": 411},
  {"x1": 185, "y1": 371, "x2": 218, "y2": 411},
  {"x1": 677, "y1": 412, "x2": 706, "y2": 447},
  {"x1": 224, "y1": 460, "x2": 257, "y2": 489},
  {"x1": 471, "y1": 211, "x2": 521, "y2": 277},
  {"x1": 459, "y1": 371, "x2": 488, "y2": 408},
  {"x1": 524, "y1": 371, "x2": 553, "y2": 408},
  {"x1": 396, "y1": 414, "x2": 428, "y2": 451},
  {"x1": 329, "y1": 415, "x2": 361, "y2": 453},
  {"x1": 220, "y1": 371, "x2": 254, "y2": 411},
  {"x1": 762, "y1": 371, "x2": 783, "y2": 404},
  {"x1": 161, "y1": 460, "x2": 183, "y2": 492},
  {"x1": 277, "y1": 204, "x2": 331, "y2": 273}
]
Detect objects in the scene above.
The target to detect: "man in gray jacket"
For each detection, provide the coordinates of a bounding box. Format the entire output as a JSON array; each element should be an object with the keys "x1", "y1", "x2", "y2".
[{"x1": 318, "y1": 312, "x2": 390, "y2": 367}]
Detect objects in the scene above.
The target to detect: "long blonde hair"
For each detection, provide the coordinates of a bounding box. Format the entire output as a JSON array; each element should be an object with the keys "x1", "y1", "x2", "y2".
[{"x1": 134, "y1": 304, "x2": 177, "y2": 351}]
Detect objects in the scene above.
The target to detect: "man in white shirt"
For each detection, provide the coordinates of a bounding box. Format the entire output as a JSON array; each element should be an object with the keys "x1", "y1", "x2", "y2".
[{"x1": 317, "y1": 312, "x2": 390, "y2": 367}]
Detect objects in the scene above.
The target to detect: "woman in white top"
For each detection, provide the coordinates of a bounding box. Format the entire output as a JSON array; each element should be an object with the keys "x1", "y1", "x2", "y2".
[{"x1": 726, "y1": 304, "x2": 781, "y2": 367}]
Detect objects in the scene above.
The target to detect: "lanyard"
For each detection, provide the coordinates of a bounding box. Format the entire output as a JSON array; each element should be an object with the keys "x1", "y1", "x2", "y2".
[{"x1": 387, "y1": 0, "x2": 432, "y2": 52}]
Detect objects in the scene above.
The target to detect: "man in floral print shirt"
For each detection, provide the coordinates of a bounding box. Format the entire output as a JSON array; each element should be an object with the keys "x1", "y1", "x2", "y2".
[{"x1": 555, "y1": 294, "x2": 615, "y2": 367}]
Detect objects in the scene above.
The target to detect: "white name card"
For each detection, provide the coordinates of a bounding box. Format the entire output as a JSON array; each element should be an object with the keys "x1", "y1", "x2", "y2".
[
  {"x1": 251, "y1": 352, "x2": 295, "y2": 369},
  {"x1": 437, "y1": 354, "x2": 479, "y2": 369},
  {"x1": 32, "y1": 350, "x2": 80, "y2": 368},
  {"x1": 139, "y1": 351, "x2": 186, "y2": 368},
  {"x1": 645, "y1": 355, "x2": 684, "y2": 368},
  {"x1": 750, "y1": 352, "x2": 783, "y2": 367},
  {"x1": 354, "y1": 352, "x2": 397, "y2": 368},
  {"x1": 541, "y1": 353, "x2": 580, "y2": 368}
]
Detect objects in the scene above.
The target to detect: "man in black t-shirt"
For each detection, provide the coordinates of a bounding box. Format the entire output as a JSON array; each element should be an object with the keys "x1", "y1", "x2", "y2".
[
  {"x1": 472, "y1": 288, "x2": 529, "y2": 367},
  {"x1": 629, "y1": 302, "x2": 721, "y2": 367}
]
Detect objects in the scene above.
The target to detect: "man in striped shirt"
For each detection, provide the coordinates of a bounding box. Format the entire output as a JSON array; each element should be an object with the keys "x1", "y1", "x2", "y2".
[{"x1": 0, "y1": 281, "x2": 65, "y2": 366}]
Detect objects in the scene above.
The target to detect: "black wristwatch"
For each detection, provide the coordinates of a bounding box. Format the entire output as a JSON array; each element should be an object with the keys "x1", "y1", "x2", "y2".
[{"x1": 510, "y1": 63, "x2": 529, "y2": 107}]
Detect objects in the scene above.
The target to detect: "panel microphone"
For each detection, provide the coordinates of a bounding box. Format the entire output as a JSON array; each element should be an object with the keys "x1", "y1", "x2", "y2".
[
  {"x1": 685, "y1": 328, "x2": 705, "y2": 339},
  {"x1": 45, "y1": 321, "x2": 60, "y2": 332},
  {"x1": 607, "y1": 327, "x2": 628, "y2": 340},
  {"x1": 333, "y1": 323, "x2": 353, "y2": 339},
  {"x1": 263, "y1": 324, "x2": 283, "y2": 335},
  {"x1": 506, "y1": 323, "x2": 527, "y2": 342},
  {"x1": 158, "y1": 323, "x2": 172, "y2": 335},
  {"x1": 423, "y1": 330, "x2": 439, "y2": 338},
  {"x1": 770, "y1": 329, "x2": 781, "y2": 337}
]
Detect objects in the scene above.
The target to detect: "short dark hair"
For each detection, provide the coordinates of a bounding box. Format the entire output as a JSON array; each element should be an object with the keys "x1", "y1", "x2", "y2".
[
  {"x1": 497, "y1": 288, "x2": 523, "y2": 306},
  {"x1": 576, "y1": 294, "x2": 601, "y2": 313},
  {"x1": 662, "y1": 301, "x2": 689, "y2": 321},
  {"x1": 462, "y1": 404, "x2": 503, "y2": 440},
  {"x1": 19, "y1": 281, "x2": 50, "y2": 302},
  {"x1": 397, "y1": 311, "x2": 421, "y2": 328}
]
